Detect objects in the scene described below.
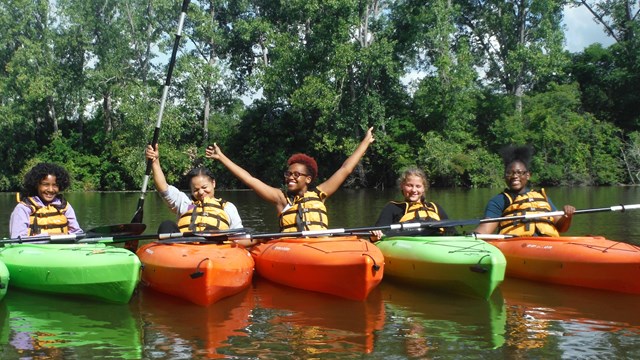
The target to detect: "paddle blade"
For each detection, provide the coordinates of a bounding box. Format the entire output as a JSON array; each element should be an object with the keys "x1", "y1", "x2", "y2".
[
  {"x1": 131, "y1": 201, "x2": 144, "y2": 224},
  {"x1": 87, "y1": 223, "x2": 147, "y2": 237}
]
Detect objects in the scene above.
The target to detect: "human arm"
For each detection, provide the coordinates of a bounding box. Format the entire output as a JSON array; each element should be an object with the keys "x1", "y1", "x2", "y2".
[
  {"x1": 553, "y1": 204, "x2": 575, "y2": 233},
  {"x1": 317, "y1": 127, "x2": 375, "y2": 197},
  {"x1": 9, "y1": 203, "x2": 31, "y2": 238},
  {"x1": 159, "y1": 185, "x2": 192, "y2": 215},
  {"x1": 224, "y1": 202, "x2": 243, "y2": 229},
  {"x1": 370, "y1": 202, "x2": 402, "y2": 241},
  {"x1": 64, "y1": 204, "x2": 83, "y2": 234},
  {"x1": 473, "y1": 194, "x2": 504, "y2": 234},
  {"x1": 206, "y1": 143, "x2": 287, "y2": 210},
  {"x1": 146, "y1": 144, "x2": 169, "y2": 193}
]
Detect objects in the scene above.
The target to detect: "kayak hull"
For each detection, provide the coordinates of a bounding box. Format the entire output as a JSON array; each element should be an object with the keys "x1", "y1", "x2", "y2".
[
  {"x1": 0, "y1": 260, "x2": 8, "y2": 301},
  {"x1": 250, "y1": 236, "x2": 384, "y2": 301},
  {"x1": 137, "y1": 242, "x2": 254, "y2": 306},
  {"x1": 486, "y1": 236, "x2": 640, "y2": 294},
  {"x1": 376, "y1": 236, "x2": 506, "y2": 299},
  {"x1": 0, "y1": 243, "x2": 141, "y2": 303}
]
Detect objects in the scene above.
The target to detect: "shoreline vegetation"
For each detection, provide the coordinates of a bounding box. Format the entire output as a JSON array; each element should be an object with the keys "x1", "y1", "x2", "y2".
[{"x1": 1, "y1": 2, "x2": 638, "y2": 192}]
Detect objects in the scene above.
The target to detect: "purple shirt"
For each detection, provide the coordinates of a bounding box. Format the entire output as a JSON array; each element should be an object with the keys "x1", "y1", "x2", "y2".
[{"x1": 9, "y1": 196, "x2": 83, "y2": 238}]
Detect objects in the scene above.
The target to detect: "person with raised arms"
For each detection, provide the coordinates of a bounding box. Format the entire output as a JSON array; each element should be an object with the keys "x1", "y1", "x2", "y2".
[
  {"x1": 10, "y1": 162, "x2": 83, "y2": 238},
  {"x1": 370, "y1": 166, "x2": 453, "y2": 241},
  {"x1": 206, "y1": 127, "x2": 375, "y2": 234},
  {"x1": 474, "y1": 145, "x2": 575, "y2": 236},
  {"x1": 145, "y1": 144, "x2": 243, "y2": 233}
]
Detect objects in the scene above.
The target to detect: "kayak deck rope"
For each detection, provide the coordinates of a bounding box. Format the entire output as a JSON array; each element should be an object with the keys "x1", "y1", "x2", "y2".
[
  {"x1": 469, "y1": 254, "x2": 491, "y2": 274},
  {"x1": 190, "y1": 257, "x2": 210, "y2": 279},
  {"x1": 362, "y1": 253, "x2": 381, "y2": 271}
]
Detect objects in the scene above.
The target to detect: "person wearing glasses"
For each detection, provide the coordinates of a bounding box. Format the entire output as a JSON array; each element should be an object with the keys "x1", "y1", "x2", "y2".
[
  {"x1": 206, "y1": 127, "x2": 375, "y2": 233},
  {"x1": 474, "y1": 145, "x2": 575, "y2": 236},
  {"x1": 144, "y1": 144, "x2": 243, "y2": 233}
]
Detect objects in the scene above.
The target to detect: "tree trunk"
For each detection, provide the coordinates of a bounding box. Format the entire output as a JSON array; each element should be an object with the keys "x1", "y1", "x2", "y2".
[{"x1": 103, "y1": 92, "x2": 112, "y2": 133}]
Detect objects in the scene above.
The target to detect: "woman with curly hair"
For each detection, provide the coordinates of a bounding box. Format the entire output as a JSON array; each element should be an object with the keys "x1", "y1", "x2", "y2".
[
  {"x1": 206, "y1": 127, "x2": 375, "y2": 233},
  {"x1": 474, "y1": 145, "x2": 575, "y2": 236},
  {"x1": 10, "y1": 162, "x2": 83, "y2": 238}
]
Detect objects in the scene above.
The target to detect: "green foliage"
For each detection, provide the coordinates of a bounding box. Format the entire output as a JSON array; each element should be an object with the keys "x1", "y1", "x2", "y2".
[
  {"x1": 0, "y1": 0, "x2": 637, "y2": 192},
  {"x1": 490, "y1": 83, "x2": 624, "y2": 185}
]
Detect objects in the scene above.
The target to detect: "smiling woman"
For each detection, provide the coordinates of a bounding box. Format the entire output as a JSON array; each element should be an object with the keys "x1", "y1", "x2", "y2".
[
  {"x1": 370, "y1": 166, "x2": 453, "y2": 241},
  {"x1": 206, "y1": 127, "x2": 375, "y2": 234},
  {"x1": 143, "y1": 143, "x2": 243, "y2": 235},
  {"x1": 474, "y1": 145, "x2": 576, "y2": 236},
  {"x1": 9, "y1": 163, "x2": 83, "y2": 238}
]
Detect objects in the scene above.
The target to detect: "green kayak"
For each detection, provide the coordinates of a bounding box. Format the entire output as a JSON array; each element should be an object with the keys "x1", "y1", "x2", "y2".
[
  {"x1": 375, "y1": 235, "x2": 507, "y2": 299},
  {"x1": 0, "y1": 259, "x2": 8, "y2": 301},
  {"x1": 0, "y1": 243, "x2": 141, "y2": 303}
]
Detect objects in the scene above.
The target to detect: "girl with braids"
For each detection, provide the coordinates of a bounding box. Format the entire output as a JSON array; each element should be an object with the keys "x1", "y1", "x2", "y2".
[
  {"x1": 10, "y1": 163, "x2": 83, "y2": 238},
  {"x1": 370, "y1": 166, "x2": 453, "y2": 241},
  {"x1": 145, "y1": 144, "x2": 243, "y2": 233},
  {"x1": 206, "y1": 127, "x2": 375, "y2": 233},
  {"x1": 474, "y1": 145, "x2": 576, "y2": 236}
]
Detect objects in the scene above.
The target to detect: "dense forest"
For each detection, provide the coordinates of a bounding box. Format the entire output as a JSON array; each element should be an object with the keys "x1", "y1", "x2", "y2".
[{"x1": 0, "y1": 0, "x2": 638, "y2": 192}]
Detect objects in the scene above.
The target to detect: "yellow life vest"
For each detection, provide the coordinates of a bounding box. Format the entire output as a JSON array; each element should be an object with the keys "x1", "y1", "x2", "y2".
[
  {"x1": 498, "y1": 188, "x2": 559, "y2": 237},
  {"x1": 279, "y1": 189, "x2": 328, "y2": 232},
  {"x1": 398, "y1": 201, "x2": 442, "y2": 223},
  {"x1": 18, "y1": 194, "x2": 70, "y2": 236},
  {"x1": 176, "y1": 196, "x2": 230, "y2": 232},
  {"x1": 396, "y1": 201, "x2": 445, "y2": 234}
]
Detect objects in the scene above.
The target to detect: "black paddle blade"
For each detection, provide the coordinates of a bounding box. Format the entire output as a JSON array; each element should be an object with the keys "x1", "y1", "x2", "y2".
[
  {"x1": 87, "y1": 223, "x2": 147, "y2": 237},
  {"x1": 131, "y1": 201, "x2": 144, "y2": 224}
]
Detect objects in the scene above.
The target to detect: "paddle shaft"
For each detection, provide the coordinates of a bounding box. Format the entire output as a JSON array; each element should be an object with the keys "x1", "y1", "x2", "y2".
[
  {"x1": 131, "y1": 0, "x2": 190, "y2": 224},
  {"x1": 0, "y1": 223, "x2": 147, "y2": 245},
  {"x1": 235, "y1": 203, "x2": 640, "y2": 242},
  {"x1": 478, "y1": 204, "x2": 640, "y2": 225}
]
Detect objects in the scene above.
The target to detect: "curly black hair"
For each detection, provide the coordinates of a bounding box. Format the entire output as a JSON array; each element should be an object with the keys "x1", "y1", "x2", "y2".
[
  {"x1": 22, "y1": 163, "x2": 71, "y2": 197},
  {"x1": 499, "y1": 145, "x2": 534, "y2": 171}
]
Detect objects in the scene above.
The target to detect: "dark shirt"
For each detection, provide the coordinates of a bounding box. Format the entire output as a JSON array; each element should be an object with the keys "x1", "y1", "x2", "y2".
[
  {"x1": 375, "y1": 201, "x2": 455, "y2": 236},
  {"x1": 482, "y1": 187, "x2": 558, "y2": 218}
]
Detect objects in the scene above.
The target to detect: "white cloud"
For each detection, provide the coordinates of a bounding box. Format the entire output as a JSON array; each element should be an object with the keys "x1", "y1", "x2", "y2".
[{"x1": 563, "y1": 4, "x2": 616, "y2": 53}]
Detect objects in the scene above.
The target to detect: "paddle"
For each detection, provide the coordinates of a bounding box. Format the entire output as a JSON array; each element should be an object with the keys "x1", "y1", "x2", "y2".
[
  {"x1": 227, "y1": 203, "x2": 640, "y2": 244},
  {"x1": 127, "y1": 0, "x2": 190, "y2": 251},
  {"x1": 227, "y1": 221, "x2": 462, "y2": 245},
  {"x1": 0, "y1": 223, "x2": 148, "y2": 245},
  {"x1": 0, "y1": 227, "x2": 246, "y2": 246},
  {"x1": 79, "y1": 228, "x2": 249, "y2": 245},
  {"x1": 472, "y1": 203, "x2": 640, "y2": 226}
]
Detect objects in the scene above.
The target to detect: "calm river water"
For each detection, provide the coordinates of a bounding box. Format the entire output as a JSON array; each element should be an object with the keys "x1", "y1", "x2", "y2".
[{"x1": 1, "y1": 187, "x2": 640, "y2": 359}]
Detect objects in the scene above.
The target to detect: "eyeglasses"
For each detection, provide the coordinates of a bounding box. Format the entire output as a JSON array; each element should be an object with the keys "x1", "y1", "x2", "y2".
[
  {"x1": 505, "y1": 170, "x2": 528, "y2": 177},
  {"x1": 284, "y1": 171, "x2": 309, "y2": 178}
]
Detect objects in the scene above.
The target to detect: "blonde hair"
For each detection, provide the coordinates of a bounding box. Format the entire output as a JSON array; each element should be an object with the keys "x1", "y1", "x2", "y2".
[{"x1": 398, "y1": 166, "x2": 429, "y2": 191}]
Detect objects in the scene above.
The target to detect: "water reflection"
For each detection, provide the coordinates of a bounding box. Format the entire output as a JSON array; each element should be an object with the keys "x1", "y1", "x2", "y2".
[
  {"x1": 499, "y1": 277, "x2": 640, "y2": 358},
  {"x1": 136, "y1": 287, "x2": 254, "y2": 359},
  {"x1": 248, "y1": 277, "x2": 385, "y2": 356},
  {"x1": 378, "y1": 281, "x2": 506, "y2": 357},
  {"x1": 0, "y1": 289, "x2": 142, "y2": 359}
]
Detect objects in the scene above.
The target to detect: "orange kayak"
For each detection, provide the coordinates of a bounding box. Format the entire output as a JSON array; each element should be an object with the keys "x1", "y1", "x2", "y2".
[
  {"x1": 485, "y1": 236, "x2": 640, "y2": 294},
  {"x1": 250, "y1": 236, "x2": 384, "y2": 301},
  {"x1": 137, "y1": 242, "x2": 254, "y2": 306}
]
